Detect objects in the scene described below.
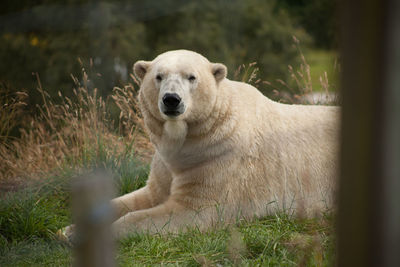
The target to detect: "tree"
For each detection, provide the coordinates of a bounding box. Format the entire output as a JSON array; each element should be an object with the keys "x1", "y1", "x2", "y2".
[{"x1": 0, "y1": 0, "x2": 311, "y2": 103}]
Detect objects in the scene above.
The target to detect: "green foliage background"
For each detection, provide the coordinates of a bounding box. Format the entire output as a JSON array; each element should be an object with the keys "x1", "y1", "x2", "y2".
[{"x1": 0, "y1": 0, "x2": 336, "y2": 105}]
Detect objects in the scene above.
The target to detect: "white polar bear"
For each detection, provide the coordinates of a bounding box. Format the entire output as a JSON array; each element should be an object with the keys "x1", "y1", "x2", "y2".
[{"x1": 62, "y1": 49, "x2": 338, "y2": 239}]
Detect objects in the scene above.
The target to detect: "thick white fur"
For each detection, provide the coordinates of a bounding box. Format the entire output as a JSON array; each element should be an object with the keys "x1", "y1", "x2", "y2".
[{"x1": 110, "y1": 50, "x2": 340, "y2": 237}]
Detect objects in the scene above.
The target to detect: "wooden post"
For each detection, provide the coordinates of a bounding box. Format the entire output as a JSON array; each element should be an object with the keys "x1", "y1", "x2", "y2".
[
  {"x1": 72, "y1": 169, "x2": 115, "y2": 267},
  {"x1": 338, "y1": 0, "x2": 400, "y2": 266}
]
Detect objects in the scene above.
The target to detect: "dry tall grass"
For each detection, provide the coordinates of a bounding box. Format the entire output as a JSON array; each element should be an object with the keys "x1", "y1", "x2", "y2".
[
  {"x1": 264, "y1": 36, "x2": 340, "y2": 105},
  {"x1": 1, "y1": 42, "x2": 338, "y2": 183},
  {"x1": 0, "y1": 71, "x2": 152, "y2": 182}
]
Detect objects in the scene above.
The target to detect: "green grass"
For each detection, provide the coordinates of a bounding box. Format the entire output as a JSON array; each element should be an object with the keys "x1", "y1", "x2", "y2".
[
  {"x1": 0, "y1": 177, "x2": 70, "y2": 242},
  {"x1": 0, "y1": 175, "x2": 72, "y2": 266},
  {"x1": 0, "y1": 155, "x2": 335, "y2": 266},
  {"x1": 117, "y1": 216, "x2": 335, "y2": 266},
  {"x1": 303, "y1": 49, "x2": 338, "y2": 92},
  {"x1": 0, "y1": 239, "x2": 71, "y2": 266}
]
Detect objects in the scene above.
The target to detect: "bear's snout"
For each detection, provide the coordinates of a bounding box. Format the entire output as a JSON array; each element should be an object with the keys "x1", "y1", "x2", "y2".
[
  {"x1": 163, "y1": 93, "x2": 181, "y2": 109},
  {"x1": 161, "y1": 93, "x2": 185, "y2": 117}
]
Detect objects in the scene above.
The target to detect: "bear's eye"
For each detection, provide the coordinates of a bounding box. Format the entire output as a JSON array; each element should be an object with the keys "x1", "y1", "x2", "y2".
[
  {"x1": 156, "y1": 74, "x2": 162, "y2": 82},
  {"x1": 188, "y1": 75, "x2": 196, "y2": 82}
]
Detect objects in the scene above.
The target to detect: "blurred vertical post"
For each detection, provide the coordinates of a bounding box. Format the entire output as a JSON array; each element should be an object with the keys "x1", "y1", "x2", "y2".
[
  {"x1": 72, "y1": 169, "x2": 115, "y2": 267},
  {"x1": 338, "y1": 0, "x2": 400, "y2": 266}
]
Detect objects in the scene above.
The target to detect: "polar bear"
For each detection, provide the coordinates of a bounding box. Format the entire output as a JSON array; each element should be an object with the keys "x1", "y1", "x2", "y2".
[{"x1": 104, "y1": 49, "x2": 340, "y2": 237}]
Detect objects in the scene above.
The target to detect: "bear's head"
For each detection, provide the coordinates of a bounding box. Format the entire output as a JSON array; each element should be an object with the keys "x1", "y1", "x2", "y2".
[{"x1": 134, "y1": 50, "x2": 227, "y2": 123}]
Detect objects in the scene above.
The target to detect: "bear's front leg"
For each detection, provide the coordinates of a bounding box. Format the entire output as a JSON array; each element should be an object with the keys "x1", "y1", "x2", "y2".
[
  {"x1": 112, "y1": 152, "x2": 173, "y2": 219},
  {"x1": 111, "y1": 199, "x2": 212, "y2": 237},
  {"x1": 111, "y1": 186, "x2": 155, "y2": 218}
]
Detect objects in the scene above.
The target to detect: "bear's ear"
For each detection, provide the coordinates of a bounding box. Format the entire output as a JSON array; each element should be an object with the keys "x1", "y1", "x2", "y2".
[
  {"x1": 133, "y1": 60, "x2": 151, "y2": 80},
  {"x1": 211, "y1": 63, "x2": 227, "y2": 82}
]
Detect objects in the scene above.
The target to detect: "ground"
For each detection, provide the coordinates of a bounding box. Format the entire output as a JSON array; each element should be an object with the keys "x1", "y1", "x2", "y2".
[{"x1": 0, "y1": 161, "x2": 335, "y2": 266}]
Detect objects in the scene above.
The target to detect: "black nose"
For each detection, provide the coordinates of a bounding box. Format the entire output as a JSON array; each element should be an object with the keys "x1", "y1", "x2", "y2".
[{"x1": 162, "y1": 93, "x2": 181, "y2": 109}]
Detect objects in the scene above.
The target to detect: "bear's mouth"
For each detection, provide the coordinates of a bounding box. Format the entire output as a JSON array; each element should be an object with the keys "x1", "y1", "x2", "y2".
[
  {"x1": 159, "y1": 100, "x2": 185, "y2": 118},
  {"x1": 163, "y1": 110, "x2": 182, "y2": 117}
]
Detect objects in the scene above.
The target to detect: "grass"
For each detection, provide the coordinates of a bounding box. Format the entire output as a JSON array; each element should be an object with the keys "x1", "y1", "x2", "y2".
[
  {"x1": 303, "y1": 49, "x2": 338, "y2": 92},
  {"x1": 0, "y1": 71, "x2": 152, "y2": 182},
  {"x1": 0, "y1": 43, "x2": 337, "y2": 265},
  {"x1": 263, "y1": 37, "x2": 339, "y2": 105},
  {"x1": 0, "y1": 162, "x2": 150, "y2": 266},
  {"x1": 117, "y1": 216, "x2": 335, "y2": 266},
  {"x1": 0, "y1": 166, "x2": 335, "y2": 266},
  {"x1": 0, "y1": 174, "x2": 72, "y2": 266},
  {"x1": 0, "y1": 239, "x2": 71, "y2": 266}
]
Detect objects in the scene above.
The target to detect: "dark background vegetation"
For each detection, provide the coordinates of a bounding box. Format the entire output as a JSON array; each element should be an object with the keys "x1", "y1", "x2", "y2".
[{"x1": 0, "y1": 0, "x2": 337, "y2": 109}]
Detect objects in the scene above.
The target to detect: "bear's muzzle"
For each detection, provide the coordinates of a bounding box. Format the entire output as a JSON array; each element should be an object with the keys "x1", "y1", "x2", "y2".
[{"x1": 161, "y1": 93, "x2": 184, "y2": 117}]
